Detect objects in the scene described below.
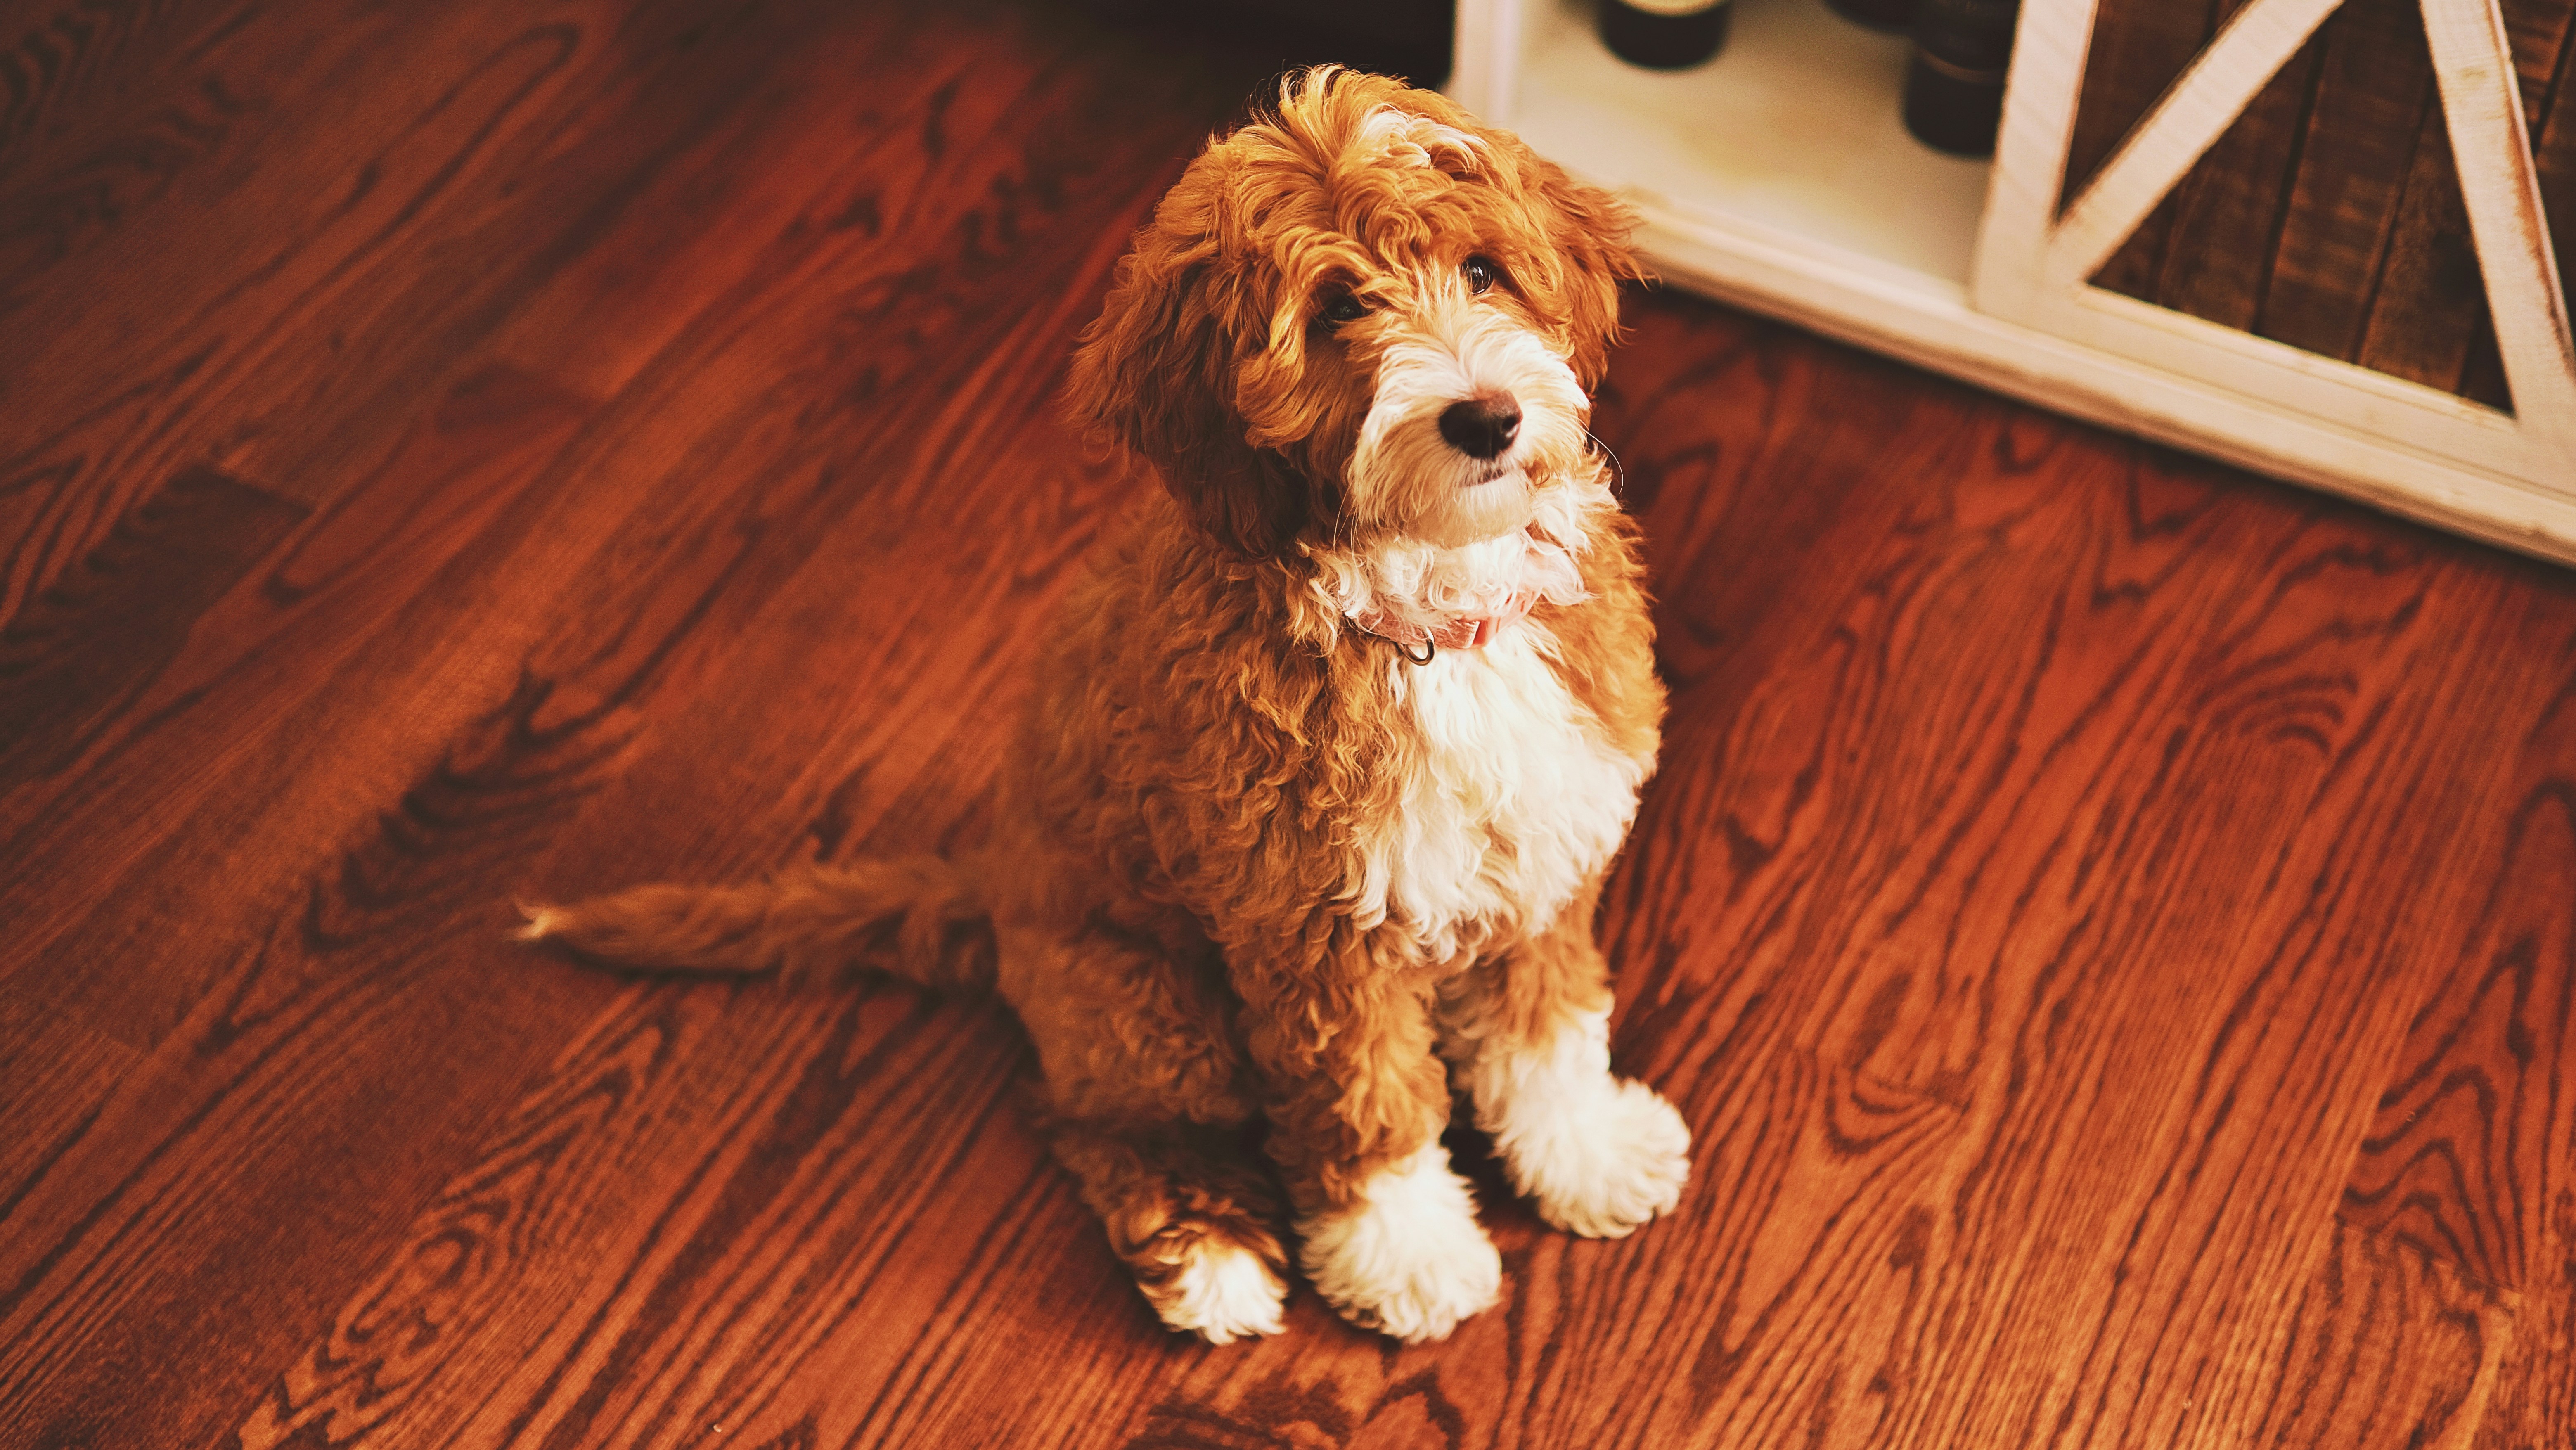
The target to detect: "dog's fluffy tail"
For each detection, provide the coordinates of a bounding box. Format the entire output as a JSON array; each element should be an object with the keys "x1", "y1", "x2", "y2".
[{"x1": 516, "y1": 855, "x2": 994, "y2": 993}]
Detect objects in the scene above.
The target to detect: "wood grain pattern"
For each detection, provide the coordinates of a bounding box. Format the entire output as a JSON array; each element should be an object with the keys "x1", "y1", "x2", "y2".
[
  {"x1": 0, "y1": 995, "x2": 142, "y2": 1233},
  {"x1": 0, "y1": 463, "x2": 306, "y2": 794},
  {"x1": 2057, "y1": 0, "x2": 2226, "y2": 213},
  {"x1": 2344, "y1": 661, "x2": 2576, "y2": 1449},
  {"x1": 2532, "y1": 10, "x2": 2576, "y2": 417},
  {"x1": 2353, "y1": 90, "x2": 2492, "y2": 396},
  {"x1": 2262, "y1": 0, "x2": 2441, "y2": 358},
  {"x1": 2133, "y1": 14, "x2": 2316, "y2": 330},
  {"x1": 3, "y1": 0, "x2": 2576, "y2": 1445},
  {"x1": 2245, "y1": 1219, "x2": 2506, "y2": 1449}
]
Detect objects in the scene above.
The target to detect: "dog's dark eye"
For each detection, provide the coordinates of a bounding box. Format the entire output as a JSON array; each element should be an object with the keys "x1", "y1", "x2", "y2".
[
  {"x1": 1464, "y1": 256, "x2": 1499, "y2": 294},
  {"x1": 1319, "y1": 292, "x2": 1368, "y2": 327}
]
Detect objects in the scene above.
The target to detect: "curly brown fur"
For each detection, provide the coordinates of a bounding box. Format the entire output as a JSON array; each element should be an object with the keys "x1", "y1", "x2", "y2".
[{"x1": 526, "y1": 67, "x2": 1689, "y2": 1346}]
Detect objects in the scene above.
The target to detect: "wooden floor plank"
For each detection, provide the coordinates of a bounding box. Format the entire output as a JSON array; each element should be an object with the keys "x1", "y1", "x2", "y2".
[
  {"x1": 0, "y1": 994, "x2": 142, "y2": 1230},
  {"x1": 0, "y1": 364, "x2": 595, "y2": 1035},
  {"x1": 2345, "y1": 661, "x2": 2576, "y2": 1293},
  {"x1": 0, "y1": 464, "x2": 308, "y2": 796},
  {"x1": 2347, "y1": 655, "x2": 2576, "y2": 1450},
  {"x1": 0, "y1": 0, "x2": 582, "y2": 623},
  {"x1": 2240, "y1": 1219, "x2": 2506, "y2": 1450},
  {"x1": 0, "y1": 0, "x2": 268, "y2": 271},
  {"x1": 229, "y1": 983, "x2": 1028, "y2": 1449},
  {"x1": 0, "y1": 922, "x2": 626, "y2": 1450}
]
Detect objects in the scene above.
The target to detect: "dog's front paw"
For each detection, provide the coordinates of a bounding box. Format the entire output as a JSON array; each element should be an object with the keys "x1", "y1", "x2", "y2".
[
  {"x1": 1298, "y1": 1145, "x2": 1501, "y2": 1343},
  {"x1": 1507, "y1": 1076, "x2": 1690, "y2": 1239}
]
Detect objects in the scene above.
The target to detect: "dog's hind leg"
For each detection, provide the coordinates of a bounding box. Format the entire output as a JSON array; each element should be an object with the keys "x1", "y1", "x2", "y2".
[
  {"x1": 1036, "y1": 1115, "x2": 1289, "y2": 1343},
  {"x1": 1000, "y1": 922, "x2": 1290, "y2": 1344}
]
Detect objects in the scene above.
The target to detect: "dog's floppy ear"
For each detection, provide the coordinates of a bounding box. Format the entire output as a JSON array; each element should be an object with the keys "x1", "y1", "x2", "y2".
[
  {"x1": 1068, "y1": 200, "x2": 1307, "y2": 560},
  {"x1": 1519, "y1": 154, "x2": 1646, "y2": 391}
]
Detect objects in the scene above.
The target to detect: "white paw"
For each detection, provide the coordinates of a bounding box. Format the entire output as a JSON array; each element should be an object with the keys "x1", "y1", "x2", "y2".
[
  {"x1": 1148, "y1": 1238, "x2": 1287, "y2": 1346},
  {"x1": 1298, "y1": 1145, "x2": 1502, "y2": 1343},
  {"x1": 1506, "y1": 1076, "x2": 1690, "y2": 1238}
]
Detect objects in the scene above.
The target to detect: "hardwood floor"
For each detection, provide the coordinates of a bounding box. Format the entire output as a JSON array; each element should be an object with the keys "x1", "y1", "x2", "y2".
[{"x1": 2, "y1": 0, "x2": 2571, "y2": 1445}]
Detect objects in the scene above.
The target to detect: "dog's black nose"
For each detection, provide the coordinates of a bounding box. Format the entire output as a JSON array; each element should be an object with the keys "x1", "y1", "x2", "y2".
[{"x1": 1438, "y1": 394, "x2": 1521, "y2": 460}]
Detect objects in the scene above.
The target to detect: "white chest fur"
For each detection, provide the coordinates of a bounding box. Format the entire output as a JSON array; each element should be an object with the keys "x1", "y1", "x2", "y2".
[{"x1": 1350, "y1": 624, "x2": 1648, "y2": 961}]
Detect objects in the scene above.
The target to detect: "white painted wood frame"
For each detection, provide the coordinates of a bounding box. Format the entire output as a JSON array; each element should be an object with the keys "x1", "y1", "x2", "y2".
[{"x1": 1980, "y1": 0, "x2": 2575, "y2": 495}]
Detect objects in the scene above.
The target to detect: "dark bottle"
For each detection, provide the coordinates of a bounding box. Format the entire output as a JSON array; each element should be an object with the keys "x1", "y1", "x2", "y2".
[
  {"x1": 1902, "y1": 0, "x2": 2021, "y2": 156},
  {"x1": 1599, "y1": 0, "x2": 1733, "y2": 70},
  {"x1": 1824, "y1": 0, "x2": 1916, "y2": 31}
]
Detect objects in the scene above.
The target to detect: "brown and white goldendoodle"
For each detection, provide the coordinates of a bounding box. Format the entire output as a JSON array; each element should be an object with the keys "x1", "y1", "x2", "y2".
[{"x1": 523, "y1": 67, "x2": 1690, "y2": 1346}]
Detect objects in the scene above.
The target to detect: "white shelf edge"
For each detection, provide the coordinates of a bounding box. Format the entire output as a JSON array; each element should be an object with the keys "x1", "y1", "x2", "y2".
[{"x1": 1629, "y1": 194, "x2": 2576, "y2": 566}]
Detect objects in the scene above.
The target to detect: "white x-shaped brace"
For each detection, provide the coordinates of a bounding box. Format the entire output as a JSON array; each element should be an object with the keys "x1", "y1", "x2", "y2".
[{"x1": 2041, "y1": 0, "x2": 2576, "y2": 456}]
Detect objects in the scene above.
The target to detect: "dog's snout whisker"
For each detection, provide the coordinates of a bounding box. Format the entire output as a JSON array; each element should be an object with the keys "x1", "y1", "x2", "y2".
[{"x1": 1438, "y1": 393, "x2": 1521, "y2": 461}]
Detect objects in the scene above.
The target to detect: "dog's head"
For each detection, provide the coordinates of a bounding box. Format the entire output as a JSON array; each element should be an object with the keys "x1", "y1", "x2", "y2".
[{"x1": 1068, "y1": 69, "x2": 1642, "y2": 559}]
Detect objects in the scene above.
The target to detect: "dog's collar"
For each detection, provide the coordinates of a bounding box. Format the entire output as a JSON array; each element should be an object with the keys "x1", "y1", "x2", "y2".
[{"x1": 1349, "y1": 592, "x2": 1541, "y2": 663}]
